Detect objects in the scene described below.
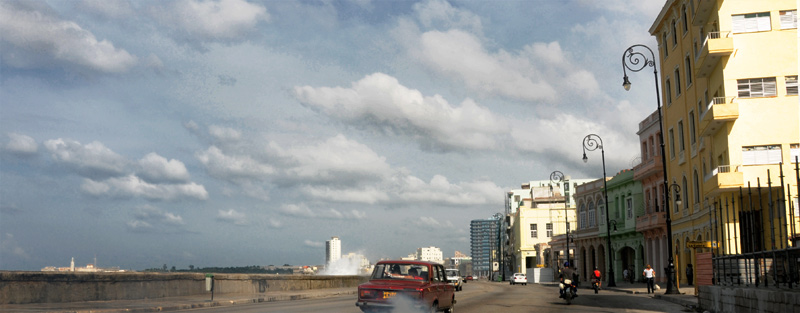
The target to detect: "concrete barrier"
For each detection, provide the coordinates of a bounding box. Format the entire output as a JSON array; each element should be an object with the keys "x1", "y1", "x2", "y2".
[
  {"x1": 698, "y1": 285, "x2": 800, "y2": 313},
  {"x1": 0, "y1": 271, "x2": 368, "y2": 304}
]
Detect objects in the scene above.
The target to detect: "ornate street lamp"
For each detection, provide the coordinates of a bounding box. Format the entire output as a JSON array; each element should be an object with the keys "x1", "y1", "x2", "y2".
[
  {"x1": 622, "y1": 44, "x2": 680, "y2": 294},
  {"x1": 582, "y1": 133, "x2": 615, "y2": 287},
  {"x1": 551, "y1": 171, "x2": 570, "y2": 266}
]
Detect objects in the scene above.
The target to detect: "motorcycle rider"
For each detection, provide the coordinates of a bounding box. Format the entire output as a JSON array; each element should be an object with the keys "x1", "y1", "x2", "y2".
[
  {"x1": 591, "y1": 267, "x2": 602, "y2": 290},
  {"x1": 559, "y1": 262, "x2": 578, "y2": 298}
]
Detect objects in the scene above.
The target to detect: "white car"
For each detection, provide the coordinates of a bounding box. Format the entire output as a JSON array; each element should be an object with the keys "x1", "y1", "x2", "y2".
[
  {"x1": 445, "y1": 269, "x2": 463, "y2": 291},
  {"x1": 510, "y1": 272, "x2": 527, "y2": 285}
]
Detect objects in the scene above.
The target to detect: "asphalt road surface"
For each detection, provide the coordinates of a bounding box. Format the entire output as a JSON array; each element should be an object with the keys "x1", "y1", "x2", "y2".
[{"x1": 185, "y1": 281, "x2": 693, "y2": 313}]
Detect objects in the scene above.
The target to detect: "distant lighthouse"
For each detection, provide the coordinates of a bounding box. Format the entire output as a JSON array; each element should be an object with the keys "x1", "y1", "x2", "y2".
[{"x1": 70, "y1": 257, "x2": 75, "y2": 272}]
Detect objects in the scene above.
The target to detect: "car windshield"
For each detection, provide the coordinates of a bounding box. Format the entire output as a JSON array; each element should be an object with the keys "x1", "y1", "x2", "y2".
[
  {"x1": 446, "y1": 270, "x2": 458, "y2": 276},
  {"x1": 372, "y1": 263, "x2": 429, "y2": 281}
]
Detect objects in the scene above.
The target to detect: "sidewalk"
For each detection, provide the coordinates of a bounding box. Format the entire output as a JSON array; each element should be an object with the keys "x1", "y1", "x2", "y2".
[
  {"x1": 0, "y1": 287, "x2": 357, "y2": 313},
  {"x1": 600, "y1": 281, "x2": 700, "y2": 310}
]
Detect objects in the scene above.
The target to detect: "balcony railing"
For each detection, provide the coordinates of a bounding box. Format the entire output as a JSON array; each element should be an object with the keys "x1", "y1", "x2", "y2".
[
  {"x1": 695, "y1": 31, "x2": 733, "y2": 78},
  {"x1": 700, "y1": 96, "x2": 735, "y2": 119}
]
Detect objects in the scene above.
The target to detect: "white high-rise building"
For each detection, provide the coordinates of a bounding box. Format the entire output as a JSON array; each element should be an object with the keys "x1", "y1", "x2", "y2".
[
  {"x1": 416, "y1": 246, "x2": 443, "y2": 264},
  {"x1": 325, "y1": 236, "x2": 341, "y2": 264}
]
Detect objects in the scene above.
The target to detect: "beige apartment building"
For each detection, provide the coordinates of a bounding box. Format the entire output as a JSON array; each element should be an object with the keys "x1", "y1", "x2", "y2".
[{"x1": 649, "y1": 0, "x2": 798, "y2": 284}]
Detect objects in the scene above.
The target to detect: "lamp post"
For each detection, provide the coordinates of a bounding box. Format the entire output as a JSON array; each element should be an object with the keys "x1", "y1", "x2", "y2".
[
  {"x1": 551, "y1": 171, "x2": 570, "y2": 266},
  {"x1": 582, "y1": 134, "x2": 615, "y2": 287},
  {"x1": 622, "y1": 44, "x2": 680, "y2": 294}
]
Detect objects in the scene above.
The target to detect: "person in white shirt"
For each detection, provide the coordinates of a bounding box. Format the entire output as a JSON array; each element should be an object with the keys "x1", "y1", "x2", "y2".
[{"x1": 642, "y1": 264, "x2": 656, "y2": 294}]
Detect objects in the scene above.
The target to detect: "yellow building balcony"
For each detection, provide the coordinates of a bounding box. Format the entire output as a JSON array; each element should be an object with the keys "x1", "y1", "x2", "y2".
[
  {"x1": 695, "y1": 32, "x2": 733, "y2": 78},
  {"x1": 691, "y1": 0, "x2": 715, "y2": 26},
  {"x1": 703, "y1": 165, "x2": 744, "y2": 196},
  {"x1": 699, "y1": 97, "x2": 738, "y2": 137}
]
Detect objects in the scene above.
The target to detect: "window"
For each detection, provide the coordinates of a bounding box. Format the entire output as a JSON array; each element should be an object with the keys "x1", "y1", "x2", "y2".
[
  {"x1": 546, "y1": 223, "x2": 553, "y2": 237},
  {"x1": 669, "y1": 128, "x2": 676, "y2": 158},
  {"x1": 662, "y1": 33, "x2": 669, "y2": 58},
  {"x1": 682, "y1": 177, "x2": 689, "y2": 210},
  {"x1": 791, "y1": 144, "x2": 799, "y2": 162},
  {"x1": 672, "y1": 19, "x2": 678, "y2": 46},
  {"x1": 674, "y1": 68, "x2": 682, "y2": 97},
  {"x1": 781, "y1": 10, "x2": 798, "y2": 29},
  {"x1": 579, "y1": 204, "x2": 586, "y2": 229},
  {"x1": 588, "y1": 202, "x2": 596, "y2": 227},
  {"x1": 693, "y1": 170, "x2": 700, "y2": 204},
  {"x1": 685, "y1": 55, "x2": 693, "y2": 86},
  {"x1": 738, "y1": 77, "x2": 777, "y2": 98},
  {"x1": 787, "y1": 76, "x2": 798, "y2": 95},
  {"x1": 530, "y1": 224, "x2": 538, "y2": 238},
  {"x1": 682, "y1": 5, "x2": 689, "y2": 34},
  {"x1": 666, "y1": 79, "x2": 673, "y2": 104},
  {"x1": 732, "y1": 12, "x2": 771, "y2": 33},
  {"x1": 689, "y1": 112, "x2": 697, "y2": 144},
  {"x1": 742, "y1": 145, "x2": 782, "y2": 165},
  {"x1": 678, "y1": 121, "x2": 685, "y2": 152},
  {"x1": 626, "y1": 198, "x2": 633, "y2": 219}
]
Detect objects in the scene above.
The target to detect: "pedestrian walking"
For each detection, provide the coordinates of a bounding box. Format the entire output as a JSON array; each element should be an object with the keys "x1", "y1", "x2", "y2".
[
  {"x1": 623, "y1": 268, "x2": 629, "y2": 282},
  {"x1": 643, "y1": 264, "x2": 656, "y2": 294},
  {"x1": 686, "y1": 264, "x2": 694, "y2": 286}
]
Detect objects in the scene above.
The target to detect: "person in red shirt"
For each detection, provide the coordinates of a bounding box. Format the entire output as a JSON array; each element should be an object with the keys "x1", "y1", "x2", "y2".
[{"x1": 591, "y1": 267, "x2": 602, "y2": 289}]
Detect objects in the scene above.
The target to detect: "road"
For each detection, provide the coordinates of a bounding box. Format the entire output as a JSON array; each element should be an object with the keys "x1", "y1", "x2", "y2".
[{"x1": 184, "y1": 281, "x2": 693, "y2": 313}]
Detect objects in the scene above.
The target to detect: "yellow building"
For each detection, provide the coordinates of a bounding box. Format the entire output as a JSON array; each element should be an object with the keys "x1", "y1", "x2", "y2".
[{"x1": 649, "y1": 0, "x2": 798, "y2": 285}]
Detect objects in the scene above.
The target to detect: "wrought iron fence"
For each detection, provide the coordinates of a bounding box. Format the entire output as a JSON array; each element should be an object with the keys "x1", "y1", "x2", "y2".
[{"x1": 710, "y1": 157, "x2": 800, "y2": 288}]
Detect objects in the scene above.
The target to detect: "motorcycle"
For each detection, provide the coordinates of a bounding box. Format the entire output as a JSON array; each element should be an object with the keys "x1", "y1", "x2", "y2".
[
  {"x1": 559, "y1": 278, "x2": 577, "y2": 304},
  {"x1": 591, "y1": 278, "x2": 600, "y2": 294}
]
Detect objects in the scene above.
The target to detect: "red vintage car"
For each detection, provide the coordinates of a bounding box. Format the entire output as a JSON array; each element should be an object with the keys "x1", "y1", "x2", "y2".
[{"x1": 356, "y1": 260, "x2": 456, "y2": 313}]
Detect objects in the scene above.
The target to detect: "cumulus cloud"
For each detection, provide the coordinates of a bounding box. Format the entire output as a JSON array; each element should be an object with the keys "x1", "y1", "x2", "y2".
[
  {"x1": 196, "y1": 146, "x2": 274, "y2": 183},
  {"x1": 4, "y1": 133, "x2": 38, "y2": 156},
  {"x1": 294, "y1": 73, "x2": 509, "y2": 151},
  {"x1": 278, "y1": 204, "x2": 365, "y2": 220},
  {"x1": 301, "y1": 186, "x2": 389, "y2": 204},
  {"x1": 216, "y1": 209, "x2": 248, "y2": 225},
  {"x1": 395, "y1": 174, "x2": 504, "y2": 206},
  {"x1": 77, "y1": 0, "x2": 135, "y2": 19},
  {"x1": 304, "y1": 240, "x2": 324, "y2": 248},
  {"x1": 137, "y1": 153, "x2": 190, "y2": 183},
  {"x1": 266, "y1": 217, "x2": 282, "y2": 229},
  {"x1": 0, "y1": 0, "x2": 137, "y2": 73},
  {"x1": 411, "y1": 216, "x2": 454, "y2": 230},
  {"x1": 81, "y1": 175, "x2": 209, "y2": 201},
  {"x1": 43, "y1": 139, "x2": 128, "y2": 179},
  {"x1": 127, "y1": 205, "x2": 187, "y2": 233},
  {"x1": 0, "y1": 233, "x2": 30, "y2": 260},
  {"x1": 510, "y1": 112, "x2": 639, "y2": 168},
  {"x1": 412, "y1": 0, "x2": 483, "y2": 34},
  {"x1": 150, "y1": 0, "x2": 269, "y2": 44},
  {"x1": 208, "y1": 125, "x2": 241, "y2": 142},
  {"x1": 269, "y1": 134, "x2": 393, "y2": 186}
]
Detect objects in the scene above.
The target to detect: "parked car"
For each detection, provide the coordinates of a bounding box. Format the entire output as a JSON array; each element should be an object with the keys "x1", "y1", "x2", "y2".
[
  {"x1": 465, "y1": 275, "x2": 473, "y2": 281},
  {"x1": 511, "y1": 272, "x2": 527, "y2": 285},
  {"x1": 356, "y1": 260, "x2": 456, "y2": 313},
  {"x1": 445, "y1": 269, "x2": 463, "y2": 291}
]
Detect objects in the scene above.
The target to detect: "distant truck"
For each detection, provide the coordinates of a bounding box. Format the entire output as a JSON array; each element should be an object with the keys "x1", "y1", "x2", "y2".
[{"x1": 445, "y1": 269, "x2": 463, "y2": 291}]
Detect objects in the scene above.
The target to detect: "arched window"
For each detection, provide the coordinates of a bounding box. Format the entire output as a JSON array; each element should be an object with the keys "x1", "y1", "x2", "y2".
[
  {"x1": 672, "y1": 19, "x2": 678, "y2": 46},
  {"x1": 682, "y1": 5, "x2": 689, "y2": 34},
  {"x1": 580, "y1": 203, "x2": 587, "y2": 229},
  {"x1": 588, "y1": 201, "x2": 596, "y2": 227}
]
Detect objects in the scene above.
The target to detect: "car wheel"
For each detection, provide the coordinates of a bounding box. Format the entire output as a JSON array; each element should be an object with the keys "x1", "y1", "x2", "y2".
[
  {"x1": 444, "y1": 301, "x2": 455, "y2": 313},
  {"x1": 430, "y1": 302, "x2": 439, "y2": 313}
]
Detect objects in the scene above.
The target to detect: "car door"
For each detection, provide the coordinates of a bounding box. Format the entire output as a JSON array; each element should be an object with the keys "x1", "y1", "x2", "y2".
[{"x1": 435, "y1": 265, "x2": 454, "y2": 307}]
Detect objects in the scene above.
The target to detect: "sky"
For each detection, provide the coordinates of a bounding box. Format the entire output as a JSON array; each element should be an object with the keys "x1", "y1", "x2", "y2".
[{"x1": 0, "y1": 0, "x2": 664, "y2": 271}]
